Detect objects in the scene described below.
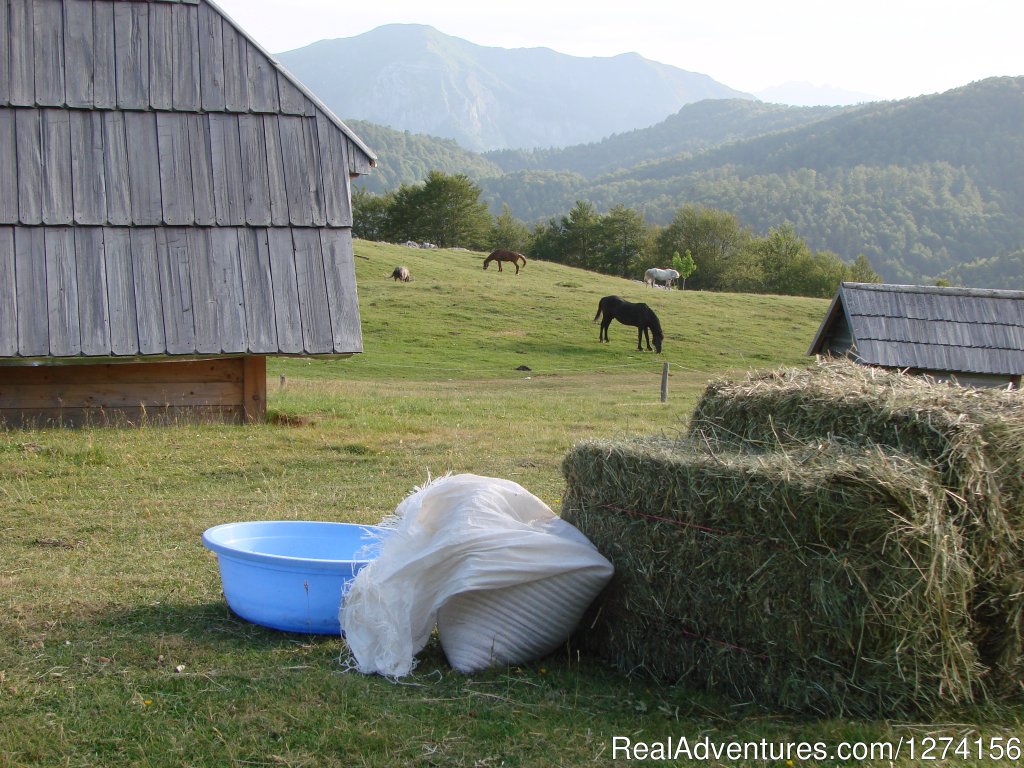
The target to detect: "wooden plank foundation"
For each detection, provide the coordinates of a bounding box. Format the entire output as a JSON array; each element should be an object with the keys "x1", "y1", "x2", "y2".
[{"x1": 0, "y1": 356, "x2": 266, "y2": 428}]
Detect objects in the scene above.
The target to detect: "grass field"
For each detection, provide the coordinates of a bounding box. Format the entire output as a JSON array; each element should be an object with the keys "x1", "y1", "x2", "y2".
[{"x1": 2, "y1": 242, "x2": 1021, "y2": 766}]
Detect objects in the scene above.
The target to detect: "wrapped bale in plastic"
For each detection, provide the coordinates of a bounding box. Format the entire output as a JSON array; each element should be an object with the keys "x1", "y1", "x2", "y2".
[{"x1": 342, "y1": 474, "x2": 614, "y2": 677}]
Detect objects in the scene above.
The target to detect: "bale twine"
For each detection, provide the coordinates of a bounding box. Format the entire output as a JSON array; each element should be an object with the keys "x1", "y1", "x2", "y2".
[
  {"x1": 687, "y1": 359, "x2": 1024, "y2": 688},
  {"x1": 562, "y1": 437, "x2": 981, "y2": 717}
]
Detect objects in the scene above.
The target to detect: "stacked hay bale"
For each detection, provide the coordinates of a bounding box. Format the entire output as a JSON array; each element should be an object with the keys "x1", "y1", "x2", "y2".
[
  {"x1": 562, "y1": 360, "x2": 1023, "y2": 716},
  {"x1": 690, "y1": 360, "x2": 1024, "y2": 691}
]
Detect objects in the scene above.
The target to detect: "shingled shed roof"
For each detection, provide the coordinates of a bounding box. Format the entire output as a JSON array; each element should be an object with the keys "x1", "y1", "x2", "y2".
[
  {"x1": 808, "y1": 282, "x2": 1024, "y2": 382},
  {"x1": 0, "y1": 0, "x2": 376, "y2": 361}
]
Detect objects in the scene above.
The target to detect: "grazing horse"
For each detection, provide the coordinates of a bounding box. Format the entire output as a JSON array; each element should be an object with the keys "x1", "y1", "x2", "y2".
[
  {"x1": 644, "y1": 267, "x2": 680, "y2": 288},
  {"x1": 391, "y1": 266, "x2": 412, "y2": 282},
  {"x1": 593, "y1": 295, "x2": 664, "y2": 353},
  {"x1": 483, "y1": 249, "x2": 527, "y2": 274}
]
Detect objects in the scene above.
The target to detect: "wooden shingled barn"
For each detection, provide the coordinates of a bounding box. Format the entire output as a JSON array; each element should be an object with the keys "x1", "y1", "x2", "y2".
[
  {"x1": 808, "y1": 282, "x2": 1024, "y2": 388},
  {"x1": 0, "y1": 0, "x2": 376, "y2": 426}
]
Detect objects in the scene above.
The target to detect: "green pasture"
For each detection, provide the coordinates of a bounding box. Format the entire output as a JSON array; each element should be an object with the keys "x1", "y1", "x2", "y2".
[
  {"x1": 296, "y1": 240, "x2": 820, "y2": 381},
  {"x1": 2, "y1": 243, "x2": 1020, "y2": 766}
]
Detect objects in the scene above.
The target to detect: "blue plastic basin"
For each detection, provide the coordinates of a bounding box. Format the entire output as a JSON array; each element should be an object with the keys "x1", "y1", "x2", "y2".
[{"x1": 202, "y1": 520, "x2": 387, "y2": 635}]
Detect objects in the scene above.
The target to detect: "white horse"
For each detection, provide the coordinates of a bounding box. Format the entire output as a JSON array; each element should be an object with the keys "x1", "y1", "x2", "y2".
[{"x1": 643, "y1": 267, "x2": 680, "y2": 288}]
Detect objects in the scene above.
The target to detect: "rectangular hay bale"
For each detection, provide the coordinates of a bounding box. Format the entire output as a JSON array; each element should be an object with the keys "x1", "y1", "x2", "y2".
[
  {"x1": 687, "y1": 360, "x2": 1024, "y2": 688},
  {"x1": 562, "y1": 437, "x2": 981, "y2": 717}
]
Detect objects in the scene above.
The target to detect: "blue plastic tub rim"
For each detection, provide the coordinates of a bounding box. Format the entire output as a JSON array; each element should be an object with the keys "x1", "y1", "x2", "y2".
[{"x1": 201, "y1": 520, "x2": 388, "y2": 572}]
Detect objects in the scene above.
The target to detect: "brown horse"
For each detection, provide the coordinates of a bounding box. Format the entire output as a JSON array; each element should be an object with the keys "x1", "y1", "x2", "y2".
[{"x1": 483, "y1": 249, "x2": 527, "y2": 274}]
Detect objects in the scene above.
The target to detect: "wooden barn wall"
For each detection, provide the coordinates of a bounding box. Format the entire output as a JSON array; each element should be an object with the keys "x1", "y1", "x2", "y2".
[
  {"x1": 0, "y1": 355, "x2": 268, "y2": 427},
  {"x1": 0, "y1": 224, "x2": 363, "y2": 358}
]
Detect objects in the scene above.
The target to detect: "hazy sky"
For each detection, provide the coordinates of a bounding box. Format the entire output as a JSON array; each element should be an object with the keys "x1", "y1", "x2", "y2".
[{"x1": 213, "y1": 0, "x2": 1021, "y2": 101}]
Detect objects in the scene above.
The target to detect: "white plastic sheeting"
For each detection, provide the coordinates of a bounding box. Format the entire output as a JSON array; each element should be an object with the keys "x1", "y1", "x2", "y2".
[{"x1": 341, "y1": 474, "x2": 614, "y2": 676}]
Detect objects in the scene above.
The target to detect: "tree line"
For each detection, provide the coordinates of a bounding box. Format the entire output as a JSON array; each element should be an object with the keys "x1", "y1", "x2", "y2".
[{"x1": 353, "y1": 171, "x2": 880, "y2": 298}]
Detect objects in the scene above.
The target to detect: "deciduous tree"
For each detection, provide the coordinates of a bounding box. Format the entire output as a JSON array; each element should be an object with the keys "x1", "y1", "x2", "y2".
[
  {"x1": 351, "y1": 187, "x2": 393, "y2": 242},
  {"x1": 490, "y1": 204, "x2": 532, "y2": 253},
  {"x1": 672, "y1": 250, "x2": 696, "y2": 289},
  {"x1": 387, "y1": 172, "x2": 492, "y2": 248},
  {"x1": 656, "y1": 205, "x2": 752, "y2": 291}
]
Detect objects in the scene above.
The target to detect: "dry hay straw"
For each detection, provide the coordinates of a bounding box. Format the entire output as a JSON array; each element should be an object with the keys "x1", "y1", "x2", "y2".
[
  {"x1": 688, "y1": 359, "x2": 1024, "y2": 689},
  {"x1": 562, "y1": 437, "x2": 981, "y2": 717}
]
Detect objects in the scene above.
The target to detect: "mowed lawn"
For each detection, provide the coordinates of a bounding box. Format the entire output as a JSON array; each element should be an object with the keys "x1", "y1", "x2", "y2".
[{"x1": 4, "y1": 243, "x2": 1020, "y2": 767}]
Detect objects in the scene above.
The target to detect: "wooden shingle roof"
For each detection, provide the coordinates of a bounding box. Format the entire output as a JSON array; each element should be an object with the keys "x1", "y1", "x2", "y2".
[
  {"x1": 808, "y1": 282, "x2": 1024, "y2": 377},
  {"x1": 0, "y1": 0, "x2": 376, "y2": 361}
]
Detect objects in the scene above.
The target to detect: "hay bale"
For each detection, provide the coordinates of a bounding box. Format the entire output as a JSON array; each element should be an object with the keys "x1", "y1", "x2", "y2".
[
  {"x1": 689, "y1": 360, "x2": 1023, "y2": 535},
  {"x1": 688, "y1": 359, "x2": 1024, "y2": 686},
  {"x1": 562, "y1": 437, "x2": 982, "y2": 717}
]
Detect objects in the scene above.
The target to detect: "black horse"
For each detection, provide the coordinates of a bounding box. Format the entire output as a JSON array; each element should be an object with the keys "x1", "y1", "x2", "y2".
[{"x1": 593, "y1": 296, "x2": 664, "y2": 353}]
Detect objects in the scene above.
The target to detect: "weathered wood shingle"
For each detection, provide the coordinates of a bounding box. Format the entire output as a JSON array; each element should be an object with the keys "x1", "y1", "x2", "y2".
[
  {"x1": 1, "y1": 0, "x2": 374, "y2": 161},
  {"x1": 0, "y1": 228, "x2": 16, "y2": 356},
  {"x1": 1, "y1": 108, "x2": 356, "y2": 230},
  {"x1": 0, "y1": 223, "x2": 362, "y2": 357},
  {"x1": 809, "y1": 283, "x2": 1024, "y2": 385},
  {"x1": 0, "y1": 0, "x2": 376, "y2": 362}
]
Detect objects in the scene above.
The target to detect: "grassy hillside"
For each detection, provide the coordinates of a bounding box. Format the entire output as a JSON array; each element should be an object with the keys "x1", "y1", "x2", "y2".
[
  {"x1": 288, "y1": 240, "x2": 825, "y2": 384},
  {"x1": 11, "y1": 256, "x2": 1019, "y2": 766}
]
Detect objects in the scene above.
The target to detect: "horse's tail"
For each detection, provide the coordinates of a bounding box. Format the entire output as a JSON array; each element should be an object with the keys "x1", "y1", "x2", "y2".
[{"x1": 593, "y1": 299, "x2": 604, "y2": 323}]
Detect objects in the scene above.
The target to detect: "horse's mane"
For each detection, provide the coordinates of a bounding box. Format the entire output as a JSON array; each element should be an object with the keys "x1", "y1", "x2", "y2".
[{"x1": 646, "y1": 306, "x2": 663, "y2": 336}]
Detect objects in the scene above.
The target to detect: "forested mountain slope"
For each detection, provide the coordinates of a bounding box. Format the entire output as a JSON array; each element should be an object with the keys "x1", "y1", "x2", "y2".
[
  {"x1": 346, "y1": 77, "x2": 1023, "y2": 286},
  {"x1": 345, "y1": 120, "x2": 504, "y2": 195},
  {"x1": 484, "y1": 100, "x2": 850, "y2": 177},
  {"x1": 480, "y1": 78, "x2": 1024, "y2": 284}
]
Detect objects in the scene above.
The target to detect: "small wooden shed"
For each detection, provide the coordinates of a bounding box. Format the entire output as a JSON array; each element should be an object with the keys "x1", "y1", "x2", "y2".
[
  {"x1": 0, "y1": 0, "x2": 376, "y2": 426},
  {"x1": 808, "y1": 282, "x2": 1024, "y2": 388}
]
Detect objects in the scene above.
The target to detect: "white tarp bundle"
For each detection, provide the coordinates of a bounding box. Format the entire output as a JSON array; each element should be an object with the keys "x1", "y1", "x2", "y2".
[{"x1": 341, "y1": 474, "x2": 614, "y2": 677}]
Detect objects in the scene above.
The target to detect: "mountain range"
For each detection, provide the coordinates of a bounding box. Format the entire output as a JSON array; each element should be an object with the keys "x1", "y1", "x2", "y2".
[
  {"x1": 275, "y1": 24, "x2": 753, "y2": 152},
  {"x1": 274, "y1": 27, "x2": 1023, "y2": 288}
]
